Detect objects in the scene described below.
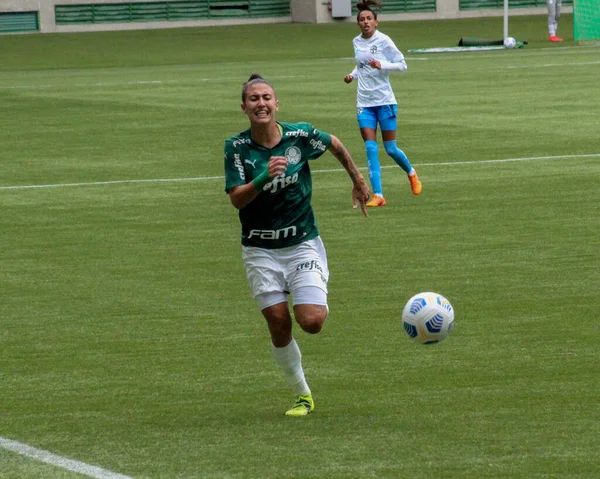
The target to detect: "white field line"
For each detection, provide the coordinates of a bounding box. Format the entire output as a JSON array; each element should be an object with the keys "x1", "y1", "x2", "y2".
[
  {"x1": 317, "y1": 153, "x2": 600, "y2": 174},
  {"x1": 7, "y1": 58, "x2": 597, "y2": 90},
  {"x1": 3, "y1": 59, "x2": 598, "y2": 90},
  {"x1": 505, "y1": 60, "x2": 600, "y2": 69},
  {"x1": 0, "y1": 436, "x2": 132, "y2": 479},
  {"x1": 0, "y1": 74, "x2": 313, "y2": 91},
  {"x1": 1, "y1": 49, "x2": 598, "y2": 91},
  {"x1": 1, "y1": 153, "x2": 598, "y2": 191}
]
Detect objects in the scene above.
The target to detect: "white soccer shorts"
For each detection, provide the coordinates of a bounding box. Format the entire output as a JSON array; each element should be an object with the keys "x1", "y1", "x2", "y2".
[{"x1": 242, "y1": 236, "x2": 329, "y2": 309}]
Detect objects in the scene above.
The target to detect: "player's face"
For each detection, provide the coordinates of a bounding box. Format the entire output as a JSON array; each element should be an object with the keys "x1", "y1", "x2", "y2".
[
  {"x1": 358, "y1": 11, "x2": 378, "y2": 38},
  {"x1": 241, "y1": 83, "x2": 279, "y2": 126}
]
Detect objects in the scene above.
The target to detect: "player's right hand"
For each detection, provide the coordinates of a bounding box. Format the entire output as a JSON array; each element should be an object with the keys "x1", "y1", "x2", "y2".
[
  {"x1": 268, "y1": 156, "x2": 288, "y2": 178},
  {"x1": 344, "y1": 75, "x2": 353, "y2": 84}
]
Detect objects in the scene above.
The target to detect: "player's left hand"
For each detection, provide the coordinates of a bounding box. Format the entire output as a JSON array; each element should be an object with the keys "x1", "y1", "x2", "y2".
[
  {"x1": 368, "y1": 59, "x2": 381, "y2": 70},
  {"x1": 352, "y1": 180, "x2": 370, "y2": 217}
]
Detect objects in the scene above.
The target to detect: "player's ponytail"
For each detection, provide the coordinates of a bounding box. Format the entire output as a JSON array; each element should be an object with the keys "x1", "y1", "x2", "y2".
[
  {"x1": 247, "y1": 73, "x2": 264, "y2": 83},
  {"x1": 356, "y1": 0, "x2": 382, "y2": 20}
]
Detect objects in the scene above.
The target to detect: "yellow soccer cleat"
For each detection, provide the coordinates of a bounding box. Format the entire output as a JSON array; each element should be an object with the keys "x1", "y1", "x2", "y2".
[
  {"x1": 408, "y1": 172, "x2": 422, "y2": 195},
  {"x1": 366, "y1": 194, "x2": 386, "y2": 207},
  {"x1": 285, "y1": 394, "x2": 314, "y2": 417}
]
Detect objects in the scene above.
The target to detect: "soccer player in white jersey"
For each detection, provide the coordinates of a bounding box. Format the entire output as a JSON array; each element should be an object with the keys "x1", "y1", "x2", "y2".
[
  {"x1": 224, "y1": 74, "x2": 370, "y2": 416},
  {"x1": 547, "y1": 0, "x2": 563, "y2": 42},
  {"x1": 344, "y1": 0, "x2": 421, "y2": 207}
]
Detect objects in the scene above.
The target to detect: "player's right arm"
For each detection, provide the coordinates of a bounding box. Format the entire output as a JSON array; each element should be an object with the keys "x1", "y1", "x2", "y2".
[
  {"x1": 227, "y1": 156, "x2": 288, "y2": 210},
  {"x1": 345, "y1": 38, "x2": 360, "y2": 83},
  {"x1": 344, "y1": 67, "x2": 358, "y2": 83}
]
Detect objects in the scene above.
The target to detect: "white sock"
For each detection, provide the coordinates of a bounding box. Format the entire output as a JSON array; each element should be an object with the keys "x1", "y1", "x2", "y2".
[{"x1": 271, "y1": 338, "x2": 311, "y2": 396}]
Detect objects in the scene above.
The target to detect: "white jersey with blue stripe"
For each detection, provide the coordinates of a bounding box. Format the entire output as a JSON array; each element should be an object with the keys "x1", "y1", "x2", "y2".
[{"x1": 349, "y1": 30, "x2": 407, "y2": 108}]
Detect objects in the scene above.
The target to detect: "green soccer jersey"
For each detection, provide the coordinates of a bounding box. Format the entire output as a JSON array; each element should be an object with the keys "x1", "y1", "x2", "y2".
[{"x1": 224, "y1": 121, "x2": 332, "y2": 249}]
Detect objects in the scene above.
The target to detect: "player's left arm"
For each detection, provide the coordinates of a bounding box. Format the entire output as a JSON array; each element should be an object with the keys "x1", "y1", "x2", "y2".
[
  {"x1": 328, "y1": 135, "x2": 370, "y2": 217},
  {"x1": 368, "y1": 37, "x2": 407, "y2": 72}
]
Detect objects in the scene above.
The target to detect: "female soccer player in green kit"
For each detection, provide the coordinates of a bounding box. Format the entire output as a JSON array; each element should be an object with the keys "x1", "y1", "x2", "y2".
[{"x1": 224, "y1": 74, "x2": 370, "y2": 416}]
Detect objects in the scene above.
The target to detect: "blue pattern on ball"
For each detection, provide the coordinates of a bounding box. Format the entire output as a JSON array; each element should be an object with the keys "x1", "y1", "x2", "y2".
[
  {"x1": 425, "y1": 313, "x2": 445, "y2": 333},
  {"x1": 436, "y1": 296, "x2": 453, "y2": 312},
  {"x1": 403, "y1": 322, "x2": 418, "y2": 338},
  {"x1": 409, "y1": 297, "x2": 427, "y2": 314}
]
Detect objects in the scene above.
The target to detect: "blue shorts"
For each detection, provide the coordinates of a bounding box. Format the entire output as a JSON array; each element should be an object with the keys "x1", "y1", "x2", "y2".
[{"x1": 357, "y1": 104, "x2": 398, "y2": 131}]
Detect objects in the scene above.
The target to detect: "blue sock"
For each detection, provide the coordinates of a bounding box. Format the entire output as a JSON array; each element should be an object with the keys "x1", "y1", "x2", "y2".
[
  {"x1": 383, "y1": 140, "x2": 413, "y2": 175},
  {"x1": 365, "y1": 140, "x2": 383, "y2": 196}
]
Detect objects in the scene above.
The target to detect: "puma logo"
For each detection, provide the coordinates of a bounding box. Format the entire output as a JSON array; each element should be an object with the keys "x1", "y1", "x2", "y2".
[{"x1": 245, "y1": 159, "x2": 257, "y2": 168}]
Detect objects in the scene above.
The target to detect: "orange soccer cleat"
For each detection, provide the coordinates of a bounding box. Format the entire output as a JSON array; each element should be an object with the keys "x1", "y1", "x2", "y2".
[
  {"x1": 408, "y1": 172, "x2": 422, "y2": 195},
  {"x1": 366, "y1": 194, "x2": 386, "y2": 207},
  {"x1": 549, "y1": 35, "x2": 563, "y2": 42}
]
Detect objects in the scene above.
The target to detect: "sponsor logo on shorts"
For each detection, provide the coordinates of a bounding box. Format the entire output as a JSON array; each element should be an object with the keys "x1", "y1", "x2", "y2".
[{"x1": 296, "y1": 260, "x2": 324, "y2": 274}]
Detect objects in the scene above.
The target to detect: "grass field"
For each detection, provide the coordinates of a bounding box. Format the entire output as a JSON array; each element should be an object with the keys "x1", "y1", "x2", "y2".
[{"x1": 1, "y1": 13, "x2": 599, "y2": 479}]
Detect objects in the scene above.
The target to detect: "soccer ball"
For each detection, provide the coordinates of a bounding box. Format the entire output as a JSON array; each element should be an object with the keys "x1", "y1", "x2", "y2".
[
  {"x1": 401, "y1": 292, "x2": 454, "y2": 344},
  {"x1": 503, "y1": 37, "x2": 517, "y2": 49}
]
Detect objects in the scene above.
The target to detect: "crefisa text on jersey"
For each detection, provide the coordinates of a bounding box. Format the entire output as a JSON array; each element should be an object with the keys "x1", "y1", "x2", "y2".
[
  {"x1": 285, "y1": 130, "x2": 309, "y2": 138},
  {"x1": 261, "y1": 172, "x2": 299, "y2": 193},
  {"x1": 309, "y1": 139, "x2": 327, "y2": 152},
  {"x1": 233, "y1": 154, "x2": 246, "y2": 180}
]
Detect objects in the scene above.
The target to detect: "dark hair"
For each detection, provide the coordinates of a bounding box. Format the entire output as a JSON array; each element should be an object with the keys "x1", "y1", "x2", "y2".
[
  {"x1": 241, "y1": 73, "x2": 274, "y2": 102},
  {"x1": 356, "y1": 0, "x2": 382, "y2": 21}
]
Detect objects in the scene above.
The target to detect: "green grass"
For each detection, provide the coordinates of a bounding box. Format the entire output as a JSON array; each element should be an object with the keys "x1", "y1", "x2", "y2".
[{"x1": 1, "y1": 13, "x2": 600, "y2": 478}]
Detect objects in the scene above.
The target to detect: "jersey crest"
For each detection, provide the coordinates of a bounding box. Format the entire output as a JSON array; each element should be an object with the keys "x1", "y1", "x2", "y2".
[{"x1": 285, "y1": 146, "x2": 302, "y2": 165}]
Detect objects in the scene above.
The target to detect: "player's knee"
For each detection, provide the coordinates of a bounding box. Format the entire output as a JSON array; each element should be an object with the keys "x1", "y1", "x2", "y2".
[
  {"x1": 300, "y1": 317, "x2": 324, "y2": 334},
  {"x1": 383, "y1": 141, "x2": 398, "y2": 156},
  {"x1": 295, "y1": 306, "x2": 327, "y2": 334},
  {"x1": 365, "y1": 140, "x2": 378, "y2": 155},
  {"x1": 263, "y1": 305, "x2": 293, "y2": 346},
  {"x1": 268, "y1": 322, "x2": 293, "y2": 347}
]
